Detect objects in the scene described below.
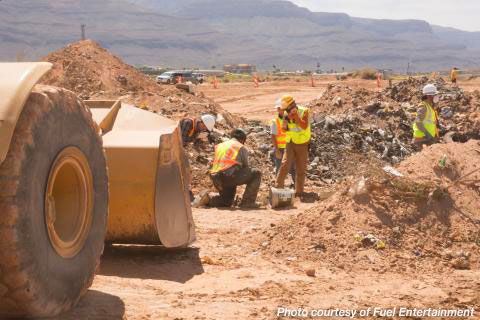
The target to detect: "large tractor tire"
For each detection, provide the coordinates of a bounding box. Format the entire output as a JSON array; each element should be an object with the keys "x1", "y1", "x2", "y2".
[{"x1": 0, "y1": 85, "x2": 109, "y2": 318}]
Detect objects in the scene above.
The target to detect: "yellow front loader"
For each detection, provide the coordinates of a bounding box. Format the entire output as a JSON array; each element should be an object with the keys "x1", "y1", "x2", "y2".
[{"x1": 0, "y1": 62, "x2": 195, "y2": 318}]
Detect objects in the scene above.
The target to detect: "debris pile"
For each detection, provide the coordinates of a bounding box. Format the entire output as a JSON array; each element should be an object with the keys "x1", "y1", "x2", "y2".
[
  {"x1": 257, "y1": 141, "x2": 480, "y2": 273},
  {"x1": 302, "y1": 76, "x2": 480, "y2": 183}
]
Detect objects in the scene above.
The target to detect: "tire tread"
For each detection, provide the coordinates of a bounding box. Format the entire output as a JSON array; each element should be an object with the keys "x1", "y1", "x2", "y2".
[{"x1": 0, "y1": 85, "x2": 106, "y2": 318}]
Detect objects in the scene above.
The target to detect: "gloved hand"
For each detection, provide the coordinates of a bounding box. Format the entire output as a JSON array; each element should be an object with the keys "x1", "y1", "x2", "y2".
[
  {"x1": 275, "y1": 148, "x2": 282, "y2": 160},
  {"x1": 198, "y1": 132, "x2": 208, "y2": 140}
]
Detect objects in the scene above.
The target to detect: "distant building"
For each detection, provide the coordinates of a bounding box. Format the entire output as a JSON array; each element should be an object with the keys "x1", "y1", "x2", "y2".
[
  {"x1": 224, "y1": 64, "x2": 256, "y2": 74},
  {"x1": 196, "y1": 70, "x2": 226, "y2": 78}
]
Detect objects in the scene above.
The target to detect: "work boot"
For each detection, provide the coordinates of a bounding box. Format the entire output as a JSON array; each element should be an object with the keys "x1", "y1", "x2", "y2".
[
  {"x1": 192, "y1": 190, "x2": 210, "y2": 208},
  {"x1": 295, "y1": 192, "x2": 319, "y2": 203},
  {"x1": 239, "y1": 201, "x2": 262, "y2": 209}
]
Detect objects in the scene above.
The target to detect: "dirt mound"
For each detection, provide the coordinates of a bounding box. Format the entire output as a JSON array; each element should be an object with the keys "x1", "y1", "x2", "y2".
[
  {"x1": 258, "y1": 141, "x2": 480, "y2": 273},
  {"x1": 40, "y1": 40, "x2": 240, "y2": 121},
  {"x1": 41, "y1": 40, "x2": 158, "y2": 97}
]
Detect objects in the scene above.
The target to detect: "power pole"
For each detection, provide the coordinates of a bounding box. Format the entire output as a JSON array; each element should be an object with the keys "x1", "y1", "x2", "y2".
[{"x1": 81, "y1": 24, "x2": 86, "y2": 40}]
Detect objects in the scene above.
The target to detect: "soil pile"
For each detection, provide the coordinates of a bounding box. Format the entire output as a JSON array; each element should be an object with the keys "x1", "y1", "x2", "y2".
[
  {"x1": 41, "y1": 40, "x2": 159, "y2": 97},
  {"x1": 258, "y1": 141, "x2": 480, "y2": 273},
  {"x1": 40, "y1": 40, "x2": 238, "y2": 122}
]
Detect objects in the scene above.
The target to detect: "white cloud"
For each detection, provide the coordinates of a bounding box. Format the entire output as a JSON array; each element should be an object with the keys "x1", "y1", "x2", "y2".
[{"x1": 291, "y1": 0, "x2": 480, "y2": 32}]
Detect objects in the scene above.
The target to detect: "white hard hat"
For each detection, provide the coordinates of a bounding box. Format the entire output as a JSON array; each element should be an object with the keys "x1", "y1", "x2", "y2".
[
  {"x1": 201, "y1": 114, "x2": 216, "y2": 131},
  {"x1": 422, "y1": 84, "x2": 438, "y2": 96},
  {"x1": 274, "y1": 99, "x2": 282, "y2": 109}
]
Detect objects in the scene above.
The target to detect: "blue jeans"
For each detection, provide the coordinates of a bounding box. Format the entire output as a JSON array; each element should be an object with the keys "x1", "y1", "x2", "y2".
[{"x1": 274, "y1": 148, "x2": 296, "y2": 184}]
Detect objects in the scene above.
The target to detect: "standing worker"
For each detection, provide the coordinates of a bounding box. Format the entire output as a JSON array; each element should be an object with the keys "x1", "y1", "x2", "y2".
[
  {"x1": 450, "y1": 67, "x2": 458, "y2": 88},
  {"x1": 205, "y1": 129, "x2": 262, "y2": 208},
  {"x1": 275, "y1": 95, "x2": 311, "y2": 198},
  {"x1": 180, "y1": 114, "x2": 216, "y2": 145},
  {"x1": 179, "y1": 114, "x2": 216, "y2": 201},
  {"x1": 412, "y1": 84, "x2": 440, "y2": 147},
  {"x1": 271, "y1": 101, "x2": 295, "y2": 184}
]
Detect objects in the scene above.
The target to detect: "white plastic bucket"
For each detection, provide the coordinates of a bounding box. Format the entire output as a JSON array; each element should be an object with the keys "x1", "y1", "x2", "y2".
[{"x1": 270, "y1": 187, "x2": 295, "y2": 208}]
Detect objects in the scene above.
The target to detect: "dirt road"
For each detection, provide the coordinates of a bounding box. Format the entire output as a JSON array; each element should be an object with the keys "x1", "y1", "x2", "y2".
[
  {"x1": 46, "y1": 77, "x2": 480, "y2": 320},
  {"x1": 52, "y1": 201, "x2": 479, "y2": 320},
  {"x1": 199, "y1": 78, "x2": 389, "y2": 122},
  {"x1": 199, "y1": 77, "x2": 480, "y2": 122},
  {"x1": 200, "y1": 82, "x2": 322, "y2": 122}
]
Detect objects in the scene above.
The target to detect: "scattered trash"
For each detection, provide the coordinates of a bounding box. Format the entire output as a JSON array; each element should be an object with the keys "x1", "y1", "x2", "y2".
[
  {"x1": 383, "y1": 166, "x2": 404, "y2": 177},
  {"x1": 355, "y1": 232, "x2": 386, "y2": 249},
  {"x1": 439, "y1": 154, "x2": 447, "y2": 168},
  {"x1": 270, "y1": 187, "x2": 295, "y2": 209},
  {"x1": 450, "y1": 257, "x2": 470, "y2": 270},
  {"x1": 201, "y1": 256, "x2": 224, "y2": 266},
  {"x1": 349, "y1": 176, "x2": 368, "y2": 198}
]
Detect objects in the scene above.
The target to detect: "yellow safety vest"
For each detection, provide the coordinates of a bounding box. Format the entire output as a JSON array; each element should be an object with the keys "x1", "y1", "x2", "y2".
[
  {"x1": 210, "y1": 139, "x2": 243, "y2": 174},
  {"x1": 413, "y1": 101, "x2": 438, "y2": 139},
  {"x1": 286, "y1": 106, "x2": 311, "y2": 144},
  {"x1": 451, "y1": 69, "x2": 457, "y2": 81},
  {"x1": 271, "y1": 117, "x2": 287, "y2": 149}
]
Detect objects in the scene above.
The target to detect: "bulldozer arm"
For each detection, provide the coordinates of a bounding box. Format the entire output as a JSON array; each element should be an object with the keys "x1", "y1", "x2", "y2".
[
  {"x1": 0, "y1": 62, "x2": 52, "y2": 165},
  {"x1": 87, "y1": 101, "x2": 195, "y2": 247}
]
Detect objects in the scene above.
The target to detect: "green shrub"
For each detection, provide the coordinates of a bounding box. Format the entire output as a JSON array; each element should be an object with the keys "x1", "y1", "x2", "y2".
[{"x1": 359, "y1": 68, "x2": 377, "y2": 80}]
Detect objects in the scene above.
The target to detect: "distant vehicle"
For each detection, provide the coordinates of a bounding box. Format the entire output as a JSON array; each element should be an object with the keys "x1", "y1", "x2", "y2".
[
  {"x1": 192, "y1": 72, "x2": 205, "y2": 84},
  {"x1": 156, "y1": 71, "x2": 197, "y2": 84}
]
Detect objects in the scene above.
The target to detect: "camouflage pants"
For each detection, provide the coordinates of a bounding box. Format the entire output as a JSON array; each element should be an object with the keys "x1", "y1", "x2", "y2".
[{"x1": 209, "y1": 166, "x2": 262, "y2": 207}]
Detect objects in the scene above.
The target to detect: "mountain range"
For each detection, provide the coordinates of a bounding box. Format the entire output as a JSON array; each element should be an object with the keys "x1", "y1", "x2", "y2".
[{"x1": 1, "y1": 0, "x2": 479, "y2": 71}]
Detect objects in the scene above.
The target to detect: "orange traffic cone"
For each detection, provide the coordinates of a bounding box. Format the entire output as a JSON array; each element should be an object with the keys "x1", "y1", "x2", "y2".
[
  {"x1": 213, "y1": 76, "x2": 218, "y2": 89},
  {"x1": 253, "y1": 75, "x2": 259, "y2": 88},
  {"x1": 376, "y1": 73, "x2": 382, "y2": 91}
]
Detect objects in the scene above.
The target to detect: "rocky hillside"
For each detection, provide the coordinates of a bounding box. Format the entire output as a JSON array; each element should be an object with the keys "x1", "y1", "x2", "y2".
[{"x1": 1, "y1": 0, "x2": 479, "y2": 71}]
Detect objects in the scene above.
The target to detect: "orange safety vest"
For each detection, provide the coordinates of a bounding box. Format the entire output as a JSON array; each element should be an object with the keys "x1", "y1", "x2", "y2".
[
  {"x1": 272, "y1": 117, "x2": 287, "y2": 149},
  {"x1": 187, "y1": 118, "x2": 196, "y2": 137},
  {"x1": 210, "y1": 139, "x2": 243, "y2": 174}
]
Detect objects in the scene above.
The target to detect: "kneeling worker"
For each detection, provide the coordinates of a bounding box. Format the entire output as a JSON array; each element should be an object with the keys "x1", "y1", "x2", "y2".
[
  {"x1": 180, "y1": 114, "x2": 216, "y2": 201},
  {"x1": 206, "y1": 129, "x2": 262, "y2": 208},
  {"x1": 180, "y1": 114, "x2": 216, "y2": 145}
]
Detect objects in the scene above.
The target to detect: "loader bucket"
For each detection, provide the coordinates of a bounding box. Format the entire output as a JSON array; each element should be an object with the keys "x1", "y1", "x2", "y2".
[{"x1": 86, "y1": 100, "x2": 195, "y2": 247}]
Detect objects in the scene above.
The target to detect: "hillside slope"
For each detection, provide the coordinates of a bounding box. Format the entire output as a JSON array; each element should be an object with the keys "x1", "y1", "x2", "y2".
[{"x1": 1, "y1": 0, "x2": 479, "y2": 71}]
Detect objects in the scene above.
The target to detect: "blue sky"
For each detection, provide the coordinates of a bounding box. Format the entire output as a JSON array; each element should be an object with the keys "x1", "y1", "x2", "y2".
[{"x1": 291, "y1": 0, "x2": 480, "y2": 32}]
